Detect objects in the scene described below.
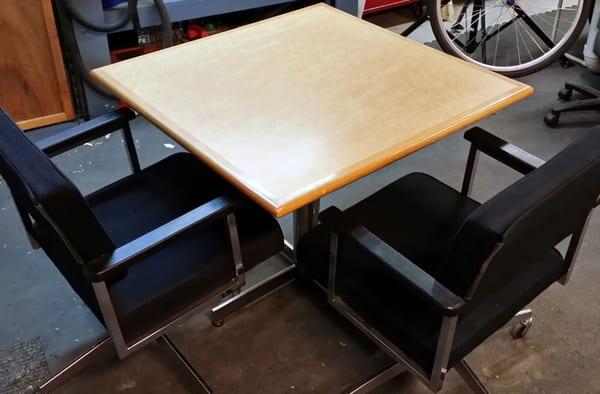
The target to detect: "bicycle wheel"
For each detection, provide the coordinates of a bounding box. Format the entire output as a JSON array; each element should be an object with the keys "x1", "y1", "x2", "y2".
[{"x1": 428, "y1": 0, "x2": 592, "y2": 76}]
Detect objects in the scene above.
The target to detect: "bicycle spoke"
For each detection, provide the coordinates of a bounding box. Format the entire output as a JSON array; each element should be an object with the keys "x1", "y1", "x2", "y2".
[
  {"x1": 493, "y1": 8, "x2": 506, "y2": 65},
  {"x1": 516, "y1": 14, "x2": 547, "y2": 53},
  {"x1": 515, "y1": 16, "x2": 535, "y2": 61},
  {"x1": 430, "y1": 0, "x2": 587, "y2": 74},
  {"x1": 514, "y1": 9, "x2": 522, "y2": 64},
  {"x1": 513, "y1": 5, "x2": 556, "y2": 47}
]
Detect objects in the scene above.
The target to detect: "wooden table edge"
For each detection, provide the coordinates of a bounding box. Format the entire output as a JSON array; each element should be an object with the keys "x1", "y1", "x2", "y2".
[
  {"x1": 91, "y1": 3, "x2": 535, "y2": 218},
  {"x1": 272, "y1": 84, "x2": 534, "y2": 216}
]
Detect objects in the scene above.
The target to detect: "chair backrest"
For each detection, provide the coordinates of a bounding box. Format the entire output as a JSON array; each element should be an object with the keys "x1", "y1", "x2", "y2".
[
  {"x1": 0, "y1": 108, "x2": 114, "y2": 317},
  {"x1": 439, "y1": 130, "x2": 600, "y2": 298}
]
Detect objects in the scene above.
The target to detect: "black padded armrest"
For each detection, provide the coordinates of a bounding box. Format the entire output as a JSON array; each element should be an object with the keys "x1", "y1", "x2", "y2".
[
  {"x1": 84, "y1": 193, "x2": 243, "y2": 282},
  {"x1": 35, "y1": 108, "x2": 136, "y2": 157},
  {"x1": 319, "y1": 207, "x2": 466, "y2": 316},
  {"x1": 464, "y1": 127, "x2": 545, "y2": 175}
]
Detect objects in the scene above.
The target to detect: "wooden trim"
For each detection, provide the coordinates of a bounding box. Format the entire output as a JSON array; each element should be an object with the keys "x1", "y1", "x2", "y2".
[
  {"x1": 18, "y1": 113, "x2": 70, "y2": 131},
  {"x1": 41, "y1": 0, "x2": 75, "y2": 123},
  {"x1": 91, "y1": 4, "x2": 533, "y2": 218}
]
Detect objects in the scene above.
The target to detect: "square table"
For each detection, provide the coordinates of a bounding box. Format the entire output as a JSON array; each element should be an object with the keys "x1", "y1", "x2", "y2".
[{"x1": 91, "y1": 3, "x2": 532, "y2": 321}]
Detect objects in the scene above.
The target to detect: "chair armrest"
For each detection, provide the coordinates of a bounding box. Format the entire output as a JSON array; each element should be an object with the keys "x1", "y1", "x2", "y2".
[
  {"x1": 35, "y1": 108, "x2": 136, "y2": 157},
  {"x1": 464, "y1": 127, "x2": 545, "y2": 175},
  {"x1": 320, "y1": 207, "x2": 466, "y2": 316},
  {"x1": 84, "y1": 193, "x2": 243, "y2": 282}
]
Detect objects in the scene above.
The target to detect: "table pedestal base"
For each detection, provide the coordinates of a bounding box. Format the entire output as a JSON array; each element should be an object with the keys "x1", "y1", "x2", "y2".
[{"x1": 210, "y1": 201, "x2": 320, "y2": 326}]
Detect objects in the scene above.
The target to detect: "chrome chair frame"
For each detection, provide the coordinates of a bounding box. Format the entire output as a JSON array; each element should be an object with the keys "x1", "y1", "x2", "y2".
[
  {"x1": 322, "y1": 128, "x2": 597, "y2": 393},
  {"x1": 18, "y1": 109, "x2": 249, "y2": 393}
]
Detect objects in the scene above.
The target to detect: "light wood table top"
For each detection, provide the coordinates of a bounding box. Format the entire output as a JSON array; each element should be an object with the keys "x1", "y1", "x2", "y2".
[{"x1": 91, "y1": 3, "x2": 533, "y2": 218}]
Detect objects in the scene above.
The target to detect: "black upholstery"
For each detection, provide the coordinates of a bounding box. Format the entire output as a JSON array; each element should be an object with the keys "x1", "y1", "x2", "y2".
[
  {"x1": 441, "y1": 129, "x2": 600, "y2": 296},
  {"x1": 0, "y1": 108, "x2": 284, "y2": 346},
  {"x1": 0, "y1": 108, "x2": 114, "y2": 321},
  {"x1": 87, "y1": 153, "x2": 283, "y2": 343},
  {"x1": 298, "y1": 129, "x2": 600, "y2": 376}
]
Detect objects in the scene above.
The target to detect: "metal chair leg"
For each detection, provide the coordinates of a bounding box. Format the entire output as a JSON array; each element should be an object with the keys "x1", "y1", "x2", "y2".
[
  {"x1": 455, "y1": 360, "x2": 489, "y2": 394},
  {"x1": 210, "y1": 264, "x2": 296, "y2": 327},
  {"x1": 39, "y1": 336, "x2": 114, "y2": 393},
  {"x1": 159, "y1": 335, "x2": 212, "y2": 393},
  {"x1": 346, "y1": 363, "x2": 406, "y2": 394}
]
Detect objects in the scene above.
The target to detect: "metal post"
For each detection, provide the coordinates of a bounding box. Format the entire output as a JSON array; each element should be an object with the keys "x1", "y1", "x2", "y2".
[
  {"x1": 226, "y1": 213, "x2": 245, "y2": 288},
  {"x1": 461, "y1": 145, "x2": 479, "y2": 196},
  {"x1": 211, "y1": 200, "x2": 321, "y2": 325},
  {"x1": 430, "y1": 316, "x2": 458, "y2": 391},
  {"x1": 122, "y1": 123, "x2": 141, "y2": 173},
  {"x1": 560, "y1": 212, "x2": 592, "y2": 284},
  {"x1": 327, "y1": 232, "x2": 339, "y2": 301},
  {"x1": 92, "y1": 282, "x2": 130, "y2": 358},
  {"x1": 293, "y1": 201, "x2": 320, "y2": 249}
]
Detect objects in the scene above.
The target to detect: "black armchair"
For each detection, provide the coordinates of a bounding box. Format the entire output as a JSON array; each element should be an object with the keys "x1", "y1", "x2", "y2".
[
  {"x1": 0, "y1": 108, "x2": 284, "y2": 392},
  {"x1": 298, "y1": 127, "x2": 600, "y2": 393}
]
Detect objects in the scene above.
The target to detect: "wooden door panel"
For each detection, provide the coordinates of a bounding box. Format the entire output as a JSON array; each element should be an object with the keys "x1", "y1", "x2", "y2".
[{"x1": 0, "y1": 0, "x2": 74, "y2": 130}]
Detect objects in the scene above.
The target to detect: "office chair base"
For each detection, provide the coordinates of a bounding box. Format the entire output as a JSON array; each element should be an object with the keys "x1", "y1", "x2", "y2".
[
  {"x1": 342, "y1": 307, "x2": 534, "y2": 393},
  {"x1": 544, "y1": 82, "x2": 600, "y2": 127},
  {"x1": 455, "y1": 360, "x2": 489, "y2": 394},
  {"x1": 39, "y1": 336, "x2": 114, "y2": 393},
  {"x1": 159, "y1": 334, "x2": 212, "y2": 393},
  {"x1": 346, "y1": 363, "x2": 406, "y2": 394},
  {"x1": 39, "y1": 334, "x2": 213, "y2": 393},
  {"x1": 344, "y1": 360, "x2": 490, "y2": 394}
]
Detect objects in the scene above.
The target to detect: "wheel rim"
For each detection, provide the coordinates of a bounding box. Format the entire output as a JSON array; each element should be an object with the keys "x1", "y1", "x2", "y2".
[{"x1": 431, "y1": 0, "x2": 586, "y2": 73}]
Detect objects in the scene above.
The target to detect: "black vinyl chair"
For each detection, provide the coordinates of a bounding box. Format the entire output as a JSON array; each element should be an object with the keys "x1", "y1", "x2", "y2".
[
  {"x1": 0, "y1": 108, "x2": 283, "y2": 392},
  {"x1": 298, "y1": 127, "x2": 600, "y2": 393}
]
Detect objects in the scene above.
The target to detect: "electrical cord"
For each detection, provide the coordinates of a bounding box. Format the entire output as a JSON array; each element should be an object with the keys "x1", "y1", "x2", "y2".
[
  {"x1": 58, "y1": 0, "x2": 172, "y2": 97},
  {"x1": 60, "y1": 0, "x2": 139, "y2": 33},
  {"x1": 154, "y1": 0, "x2": 173, "y2": 48},
  {"x1": 56, "y1": 0, "x2": 115, "y2": 97}
]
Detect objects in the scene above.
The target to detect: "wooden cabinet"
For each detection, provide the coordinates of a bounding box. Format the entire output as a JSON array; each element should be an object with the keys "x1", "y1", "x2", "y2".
[{"x1": 0, "y1": 0, "x2": 75, "y2": 130}]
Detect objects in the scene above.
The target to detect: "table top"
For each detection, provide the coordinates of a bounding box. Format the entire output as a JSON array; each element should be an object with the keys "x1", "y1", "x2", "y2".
[{"x1": 91, "y1": 4, "x2": 533, "y2": 218}]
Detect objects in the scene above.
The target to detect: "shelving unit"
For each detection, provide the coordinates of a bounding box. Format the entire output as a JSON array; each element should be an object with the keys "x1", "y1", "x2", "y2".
[
  {"x1": 66, "y1": 0, "x2": 359, "y2": 117},
  {"x1": 105, "y1": 0, "x2": 293, "y2": 31}
]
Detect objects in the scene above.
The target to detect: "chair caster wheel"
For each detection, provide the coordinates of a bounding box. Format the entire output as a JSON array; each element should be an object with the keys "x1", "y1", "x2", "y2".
[
  {"x1": 558, "y1": 87, "x2": 573, "y2": 101},
  {"x1": 544, "y1": 112, "x2": 560, "y2": 127},
  {"x1": 212, "y1": 319, "x2": 224, "y2": 328},
  {"x1": 511, "y1": 317, "x2": 533, "y2": 339}
]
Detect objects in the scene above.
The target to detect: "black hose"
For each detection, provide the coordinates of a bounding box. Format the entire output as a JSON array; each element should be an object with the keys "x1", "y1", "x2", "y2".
[
  {"x1": 154, "y1": 0, "x2": 172, "y2": 48},
  {"x1": 56, "y1": 1, "x2": 115, "y2": 98},
  {"x1": 58, "y1": 0, "x2": 172, "y2": 96},
  {"x1": 60, "y1": 0, "x2": 139, "y2": 33}
]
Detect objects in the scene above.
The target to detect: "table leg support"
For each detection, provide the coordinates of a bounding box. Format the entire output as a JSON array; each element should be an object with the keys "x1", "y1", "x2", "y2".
[
  {"x1": 210, "y1": 265, "x2": 296, "y2": 326},
  {"x1": 209, "y1": 201, "x2": 320, "y2": 326}
]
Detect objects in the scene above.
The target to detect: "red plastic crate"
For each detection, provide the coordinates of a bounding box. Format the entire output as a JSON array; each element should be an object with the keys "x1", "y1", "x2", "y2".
[{"x1": 364, "y1": 0, "x2": 419, "y2": 14}]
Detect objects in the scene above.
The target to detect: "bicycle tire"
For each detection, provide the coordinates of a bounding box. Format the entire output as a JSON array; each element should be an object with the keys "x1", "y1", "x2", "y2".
[{"x1": 428, "y1": 0, "x2": 592, "y2": 76}]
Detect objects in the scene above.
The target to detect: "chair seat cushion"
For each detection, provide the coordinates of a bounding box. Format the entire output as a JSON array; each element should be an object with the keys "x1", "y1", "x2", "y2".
[
  {"x1": 87, "y1": 153, "x2": 283, "y2": 344},
  {"x1": 299, "y1": 172, "x2": 481, "y2": 287},
  {"x1": 297, "y1": 172, "x2": 565, "y2": 373}
]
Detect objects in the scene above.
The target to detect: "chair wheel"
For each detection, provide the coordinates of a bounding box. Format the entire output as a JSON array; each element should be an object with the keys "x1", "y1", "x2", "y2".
[
  {"x1": 511, "y1": 317, "x2": 533, "y2": 339},
  {"x1": 544, "y1": 112, "x2": 560, "y2": 127},
  {"x1": 558, "y1": 87, "x2": 573, "y2": 101},
  {"x1": 212, "y1": 319, "x2": 224, "y2": 328}
]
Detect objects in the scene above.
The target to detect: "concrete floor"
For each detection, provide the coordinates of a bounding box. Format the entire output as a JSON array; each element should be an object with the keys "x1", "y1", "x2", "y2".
[{"x1": 2, "y1": 9, "x2": 600, "y2": 394}]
